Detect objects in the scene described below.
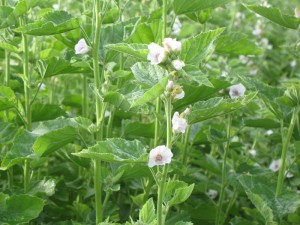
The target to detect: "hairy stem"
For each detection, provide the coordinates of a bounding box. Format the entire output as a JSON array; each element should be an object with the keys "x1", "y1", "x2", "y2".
[{"x1": 215, "y1": 114, "x2": 232, "y2": 225}]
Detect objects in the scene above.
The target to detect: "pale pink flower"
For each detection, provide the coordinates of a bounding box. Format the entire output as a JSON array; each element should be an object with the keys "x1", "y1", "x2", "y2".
[
  {"x1": 229, "y1": 83, "x2": 246, "y2": 99},
  {"x1": 75, "y1": 39, "x2": 90, "y2": 55},
  {"x1": 147, "y1": 43, "x2": 167, "y2": 65},
  {"x1": 269, "y1": 159, "x2": 281, "y2": 172},
  {"x1": 163, "y1": 38, "x2": 182, "y2": 53},
  {"x1": 148, "y1": 145, "x2": 173, "y2": 167}
]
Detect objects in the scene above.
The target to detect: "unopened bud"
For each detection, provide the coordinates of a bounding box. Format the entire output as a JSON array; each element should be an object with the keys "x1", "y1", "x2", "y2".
[
  {"x1": 166, "y1": 80, "x2": 174, "y2": 91},
  {"x1": 183, "y1": 107, "x2": 191, "y2": 116}
]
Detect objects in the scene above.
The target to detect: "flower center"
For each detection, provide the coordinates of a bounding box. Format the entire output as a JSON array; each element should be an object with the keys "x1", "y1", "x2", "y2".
[
  {"x1": 232, "y1": 89, "x2": 239, "y2": 96},
  {"x1": 155, "y1": 154, "x2": 163, "y2": 162}
]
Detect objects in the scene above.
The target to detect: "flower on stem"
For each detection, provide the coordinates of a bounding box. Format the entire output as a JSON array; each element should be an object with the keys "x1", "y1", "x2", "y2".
[
  {"x1": 172, "y1": 85, "x2": 185, "y2": 100},
  {"x1": 147, "y1": 43, "x2": 167, "y2": 65},
  {"x1": 148, "y1": 145, "x2": 173, "y2": 167},
  {"x1": 183, "y1": 107, "x2": 191, "y2": 116},
  {"x1": 229, "y1": 83, "x2": 246, "y2": 99},
  {"x1": 171, "y1": 59, "x2": 185, "y2": 71},
  {"x1": 172, "y1": 112, "x2": 188, "y2": 134},
  {"x1": 75, "y1": 38, "x2": 90, "y2": 55},
  {"x1": 172, "y1": 18, "x2": 182, "y2": 36},
  {"x1": 163, "y1": 38, "x2": 182, "y2": 53},
  {"x1": 38, "y1": 83, "x2": 46, "y2": 91},
  {"x1": 269, "y1": 159, "x2": 281, "y2": 172},
  {"x1": 295, "y1": 8, "x2": 300, "y2": 19}
]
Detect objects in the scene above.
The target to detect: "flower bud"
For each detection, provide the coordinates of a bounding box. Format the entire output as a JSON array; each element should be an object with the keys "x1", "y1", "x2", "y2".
[
  {"x1": 172, "y1": 112, "x2": 188, "y2": 134},
  {"x1": 172, "y1": 85, "x2": 185, "y2": 100},
  {"x1": 183, "y1": 107, "x2": 191, "y2": 116},
  {"x1": 171, "y1": 59, "x2": 185, "y2": 71},
  {"x1": 166, "y1": 80, "x2": 174, "y2": 91}
]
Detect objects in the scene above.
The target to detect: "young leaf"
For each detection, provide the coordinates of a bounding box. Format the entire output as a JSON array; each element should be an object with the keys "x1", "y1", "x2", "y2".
[
  {"x1": 73, "y1": 138, "x2": 147, "y2": 163},
  {"x1": 164, "y1": 180, "x2": 194, "y2": 206},
  {"x1": 0, "y1": 42, "x2": 20, "y2": 53},
  {"x1": 0, "y1": 194, "x2": 44, "y2": 225},
  {"x1": 174, "y1": 0, "x2": 233, "y2": 15},
  {"x1": 139, "y1": 198, "x2": 156, "y2": 224},
  {"x1": 181, "y1": 28, "x2": 225, "y2": 65},
  {"x1": 246, "y1": 5, "x2": 300, "y2": 30},
  {"x1": 15, "y1": 11, "x2": 80, "y2": 35}
]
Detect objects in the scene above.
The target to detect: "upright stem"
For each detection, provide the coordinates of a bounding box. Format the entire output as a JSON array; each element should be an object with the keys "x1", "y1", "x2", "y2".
[
  {"x1": 276, "y1": 107, "x2": 299, "y2": 196},
  {"x1": 92, "y1": 0, "x2": 104, "y2": 223},
  {"x1": 5, "y1": 51, "x2": 10, "y2": 86},
  {"x1": 162, "y1": 0, "x2": 167, "y2": 39},
  {"x1": 21, "y1": 17, "x2": 31, "y2": 193},
  {"x1": 157, "y1": 97, "x2": 172, "y2": 225},
  {"x1": 182, "y1": 125, "x2": 191, "y2": 165},
  {"x1": 82, "y1": 75, "x2": 88, "y2": 117},
  {"x1": 215, "y1": 114, "x2": 232, "y2": 225}
]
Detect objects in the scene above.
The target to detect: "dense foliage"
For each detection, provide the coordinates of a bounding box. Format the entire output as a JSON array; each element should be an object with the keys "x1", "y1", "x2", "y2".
[{"x1": 0, "y1": 0, "x2": 300, "y2": 225}]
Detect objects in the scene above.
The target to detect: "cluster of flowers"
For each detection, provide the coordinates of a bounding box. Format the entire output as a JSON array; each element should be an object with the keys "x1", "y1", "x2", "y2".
[
  {"x1": 147, "y1": 38, "x2": 185, "y2": 71},
  {"x1": 148, "y1": 107, "x2": 190, "y2": 167}
]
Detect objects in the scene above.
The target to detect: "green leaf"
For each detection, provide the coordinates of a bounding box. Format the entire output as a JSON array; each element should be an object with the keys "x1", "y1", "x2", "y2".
[
  {"x1": 32, "y1": 117, "x2": 92, "y2": 157},
  {"x1": 125, "y1": 122, "x2": 155, "y2": 138},
  {"x1": 181, "y1": 28, "x2": 225, "y2": 65},
  {"x1": 0, "y1": 6, "x2": 15, "y2": 28},
  {"x1": 131, "y1": 62, "x2": 168, "y2": 86},
  {"x1": 0, "y1": 42, "x2": 20, "y2": 53},
  {"x1": 0, "y1": 122, "x2": 19, "y2": 144},
  {"x1": 239, "y1": 174, "x2": 300, "y2": 223},
  {"x1": 28, "y1": 179, "x2": 56, "y2": 197},
  {"x1": 129, "y1": 22, "x2": 155, "y2": 44},
  {"x1": 31, "y1": 103, "x2": 67, "y2": 122},
  {"x1": 188, "y1": 93, "x2": 257, "y2": 124},
  {"x1": 173, "y1": 78, "x2": 231, "y2": 110},
  {"x1": 106, "y1": 43, "x2": 148, "y2": 61},
  {"x1": 103, "y1": 92, "x2": 131, "y2": 111},
  {"x1": 243, "y1": 119, "x2": 280, "y2": 129},
  {"x1": 182, "y1": 65, "x2": 214, "y2": 87},
  {"x1": 15, "y1": 11, "x2": 80, "y2": 35},
  {"x1": 102, "y1": 8, "x2": 120, "y2": 24},
  {"x1": 0, "y1": 86, "x2": 17, "y2": 111},
  {"x1": 42, "y1": 57, "x2": 91, "y2": 77},
  {"x1": 246, "y1": 5, "x2": 300, "y2": 30},
  {"x1": 73, "y1": 138, "x2": 147, "y2": 163},
  {"x1": 130, "y1": 76, "x2": 169, "y2": 107},
  {"x1": 164, "y1": 180, "x2": 194, "y2": 206},
  {"x1": 215, "y1": 33, "x2": 262, "y2": 55},
  {"x1": 174, "y1": 222, "x2": 193, "y2": 225},
  {"x1": 0, "y1": 194, "x2": 44, "y2": 225},
  {"x1": 1, "y1": 129, "x2": 38, "y2": 170},
  {"x1": 174, "y1": 0, "x2": 233, "y2": 15},
  {"x1": 139, "y1": 198, "x2": 156, "y2": 224}
]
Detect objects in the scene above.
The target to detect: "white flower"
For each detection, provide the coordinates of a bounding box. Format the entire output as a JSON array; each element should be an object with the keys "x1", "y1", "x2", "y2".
[
  {"x1": 172, "y1": 112, "x2": 188, "y2": 134},
  {"x1": 290, "y1": 60, "x2": 297, "y2": 68},
  {"x1": 221, "y1": 71, "x2": 228, "y2": 77},
  {"x1": 52, "y1": 4, "x2": 59, "y2": 10},
  {"x1": 38, "y1": 83, "x2": 46, "y2": 91},
  {"x1": 249, "y1": 149, "x2": 257, "y2": 157},
  {"x1": 171, "y1": 59, "x2": 185, "y2": 70},
  {"x1": 239, "y1": 55, "x2": 249, "y2": 64},
  {"x1": 229, "y1": 83, "x2": 246, "y2": 99},
  {"x1": 295, "y1": 8, "x2": 300, "y2": 18},
  {"x1": 148, "y1": 145, "x2": 173, "y2": 167},
  {"x1": 265, "y1": 129, "x2": 273, "y2": 136},
  {"x1": 147, "y1": 43, "x2": 167, "y2": 65},
  {"x1": 269, "y1": 159, "x2": 281, "y2": 172},
  {"x1": 250, "y1": 69, "x2": 258, "y2": 76},
  {"x1": 75, "y1": 38, "x2": 90, "y2": 55},
  {"x1": 105, "y1": 110, "x2": 111, "y2": 118},
  {"x1": 207, "y1": 189, "x2": 218, "y2": 199},
  {"x1": 172, "y1": 18, "x2": 182, "y2": 36},
  {"x1": 163, "y1": 38, "x2": 182, "y2": 53}
]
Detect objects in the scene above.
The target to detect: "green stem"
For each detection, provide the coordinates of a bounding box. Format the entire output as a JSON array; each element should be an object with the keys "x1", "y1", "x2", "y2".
[
  {"x1": 162, "y1": 0, "x2": 167, "y2": 40},
  {"x1": 154, "y1": 98, "x2": 161, "y2": 146},
  {"x1": 276, "y1": 107, "x2": 299, "y2": 196},
  {"x1": 5, "y1": 51, "x2": 10, "y2": 86},
  {"x1": 157, "y1": 97, "x2": 172, "y2": 225},
  {"x1": 21, "y1": 17, "x2": 31, "y2": 193},
  {"x1": 82, "y1": 75, "x2": 88, "y2": 117},
  {"x1": 93, "y1": 0, "x2": 104, "y2": 223},
  {"x1": 182, "y1": 125, "x2": 191, "y2": 165},
  {"x1": 215, "y1": 114, "x2": 232, "y2": 225}
]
